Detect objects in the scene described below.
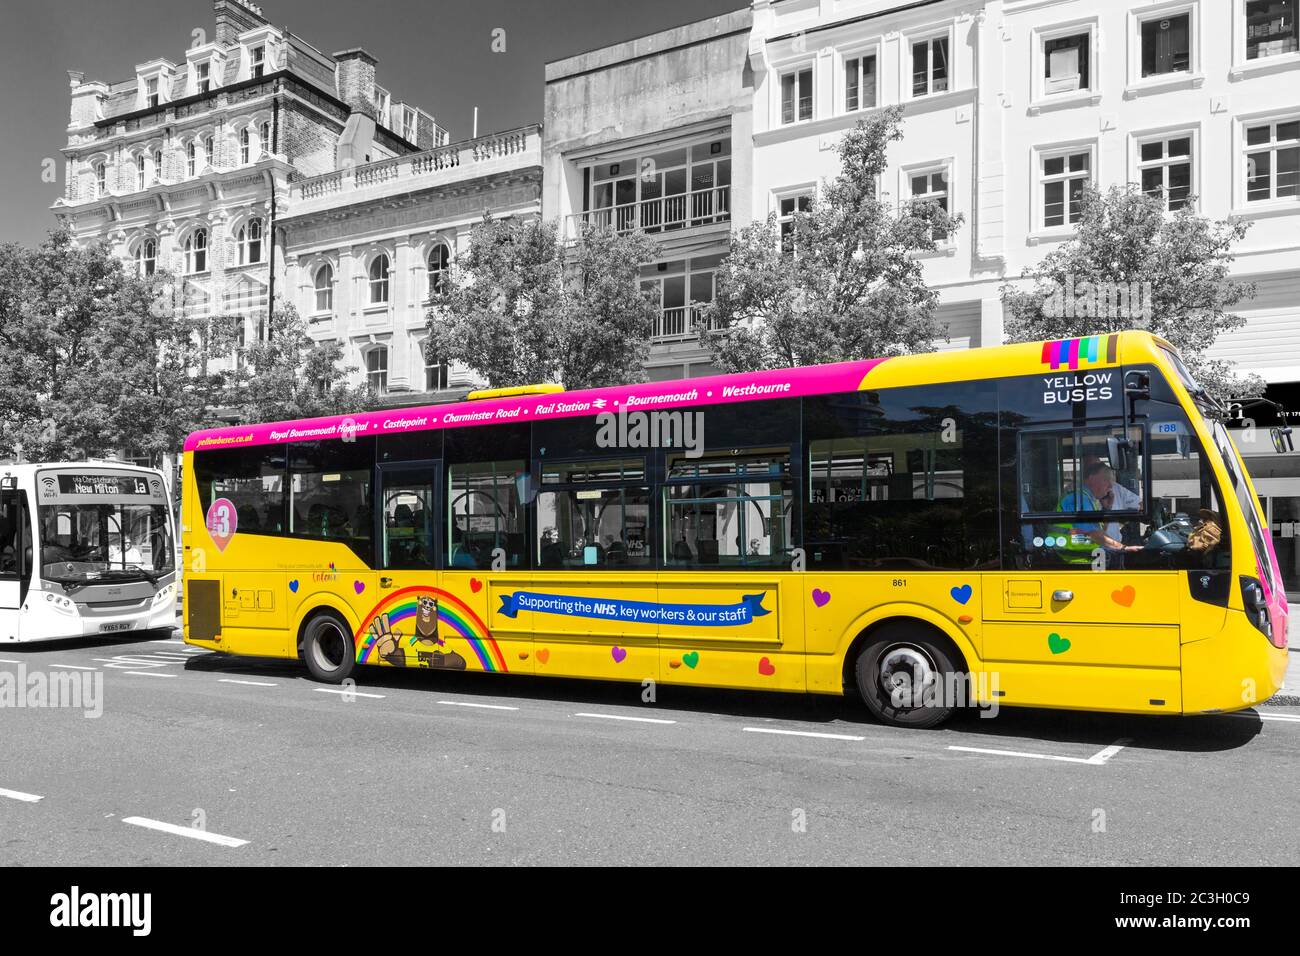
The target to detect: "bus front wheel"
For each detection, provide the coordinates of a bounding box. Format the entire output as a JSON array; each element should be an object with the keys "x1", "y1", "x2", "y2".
[
  {"x1": 301, "y1": 612, "x2": 357, "y2": 683},
  {"x1": 854, "y1": 625, "x2": 960, "y2": 729}
]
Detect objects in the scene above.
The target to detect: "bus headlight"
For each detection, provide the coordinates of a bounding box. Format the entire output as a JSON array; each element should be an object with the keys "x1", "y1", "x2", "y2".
[
  {"x1": 44, "y1": 592, "x2": 77, "y2": 615},
  {"x1": 152, "y1": 584, "x2": 174, "y2": 605},
  {"x1": 1240, "y1": 577, "x2": 1273, "y2": 640}
]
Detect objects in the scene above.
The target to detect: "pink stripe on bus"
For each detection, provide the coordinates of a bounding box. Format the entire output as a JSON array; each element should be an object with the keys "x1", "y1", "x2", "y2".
[{"x1": 184, "y1": 358, "x2": 891, "y2": 452}]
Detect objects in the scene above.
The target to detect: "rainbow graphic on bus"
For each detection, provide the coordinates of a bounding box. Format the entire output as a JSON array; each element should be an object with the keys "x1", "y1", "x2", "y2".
[
  {"x1": 1042, "y1": 334, "x2": 1119, "y2": 371},
  {"x1": 355, "y1": 586, "x2": 508, "y2": 672}
]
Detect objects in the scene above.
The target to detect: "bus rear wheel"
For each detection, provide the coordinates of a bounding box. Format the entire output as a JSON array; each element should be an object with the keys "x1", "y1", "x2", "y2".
[
  {"x1": 854, "y1": 625, "x2": 959, "y2": 729},
  {"x1": 301, "y1": 612, "x2": 356, "y2": 684}
]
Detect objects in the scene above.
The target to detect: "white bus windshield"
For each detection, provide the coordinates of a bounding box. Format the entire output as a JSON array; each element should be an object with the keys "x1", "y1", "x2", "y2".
[{"x1": 38, "y1": 501, "x2": 173, "y2": 585}]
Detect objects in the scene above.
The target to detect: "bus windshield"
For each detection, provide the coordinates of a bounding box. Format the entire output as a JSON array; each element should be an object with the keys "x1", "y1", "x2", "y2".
[
  {"x1": 1208, "y1": 418, "x2": 1281, "y2": 595},
  {"x1": 38, "y1": 501, "x2": 173, "y2": 584}
]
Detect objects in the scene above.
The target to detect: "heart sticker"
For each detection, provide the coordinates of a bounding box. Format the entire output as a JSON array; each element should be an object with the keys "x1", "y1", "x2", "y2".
[
  {"x1": 1048, "y1": 632, "x2": 1071, "y2": 655},
  {"x1": 470, "y1": 578, "x2": 483, "y2": 593},
  {"x1": 758, "y1": 657, "x2": 776, "y2": 676},
  {"x1": 288, "y1": 579, "x2": 299, "y2": 593},
  {"x1": 682, "y1": 651, "x2": 700, "y2": 669},
  {"x1": 354, "y1": 580, "x2": 366, "y2": 595},
  {"x1": 205, "y1": 498, "x2": 237, "y2": 552},
  {"x1": 1111, "y1": 585, "x2": 1136, "y2": 607},
  {"x1": 611, "y1": 646, "x2": 627, "y2": 663},
  {"x1": 812, "y1": 588, "x2": 831, "y2": 608},
  {"x1": 950, "y1": 584, "x2": 973, "y2": 605},
  {"x1": 536, "y1": 648, "x2": 550, "y2": 665}
]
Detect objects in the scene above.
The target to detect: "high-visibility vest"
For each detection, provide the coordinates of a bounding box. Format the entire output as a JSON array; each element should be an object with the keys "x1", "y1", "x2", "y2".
[{"x1": 1046, "y1": 489, "x2": 1101, "y2": 564}]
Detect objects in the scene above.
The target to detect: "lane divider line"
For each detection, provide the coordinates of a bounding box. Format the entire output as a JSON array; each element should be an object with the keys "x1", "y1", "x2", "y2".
[
  {"x1": 124, "y1": 671, "x2": 178, "y2": 678},
  {"x1": 1088, "y1": 738, "x2": 1132, "y2": 765},
  {"x1": 218, "y1": 679, "x2": 279, "y2": 687},
  {"x1": 122, "y1": 816, "x2": 248, "y2": 848},
  {"x1": 0, "y1": 787, "x2": 43, "y2": 803},
  {"x1": 744, "y1": 727, "x2": 865, "y2": 741},
  {"x1": 47, "y1": 664, "x2": 97, "y2": 671},
  {"x1": 948, "y1": 745, "x2": 1092, "y2": 764},
  {"x1": 314, "y1": 687, "x2": 385, "y2": 699},
  {"x1": 575, "y1": 712, "x2": 676, "y2": 725},
  {"x1": 438, "y1": 701, "x2": 519, "y2": 711}
]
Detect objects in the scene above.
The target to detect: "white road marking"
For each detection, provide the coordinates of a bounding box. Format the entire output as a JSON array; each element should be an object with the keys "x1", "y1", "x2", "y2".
[
  {"x1": 575, "y1": 712, "x2": 676, "y2": 725},
  {"x1": 0, "y1": 788, "x2": 43, "y2": 803},
  {"x1": 124, "y1": 671, "x2": 177, "y2": 678},
  {"x1": 47, "y1": 664, "x2": 97, "y2": 671},
  {"x1": 122, "y1": 816, "x2": 248, "y2": 848},
  {"x1": 218, "y1": 678, "x2": 279, "y2": 687},
  {"x1": 948, "y1": 737, "x2": 1131, "y2": 766},
  {"x1": 314, "y1": 687, "x2": 385, "y2": 699},
  {"x1": 0, "y1": 659, "x2": 23, "y2": 664},
  {"x1": 438, "y1": 700, "x2": 518, "y2": 711},
  {"x1": 1226, "y1": 711, "x2": 1300, "y2": 723},
  {"x1": 148, "y1": 639, "x2": 183, "y2": 644},
  {"x1": 743, "y1": 727, "x2": 865, "y2": 741}
]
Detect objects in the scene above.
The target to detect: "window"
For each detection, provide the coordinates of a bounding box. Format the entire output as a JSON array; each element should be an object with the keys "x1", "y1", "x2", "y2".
[
  {"x1": 780, "y1": 67, "x2": 813, "y2": 124},
  {"x1": 368, "y1": 254, "x2": 390, "y2": 304},
  {"x1": 136, "y1": 238, "x2": 157, "y2": 277},
  {"x1": 425, "y1": 355, "x2": 449, "y2": 392},
  {"x1": 536, "y1": 458, "x2": 650, "y2": 569},
  {"x1": 427, "y1": 242, "x2": 450, "y2": 297},
  {"x1": 640, "y1": 256, "x2": 719, "y2": 339},
  {"x1": 1246, "y1": 0, "x2": 1297, "y2": 59},
  {"x1": 186, "y1": 141, "x2": 197, "y2": 177},
  {"x1": 202, "y1": 135, "x2": 214, "y2": 170},
  {"x1": 1245, "y1": 119, "x2": 1300, "y2": 202},
  {"x1": 184, "y1": 228, "x2": 208, "y2": 274},
  {"x1": 1140, "y1": 13, "x2": 1191, "y2": 77},
  {"x1": 313, "y1": 264, "x2": 334, "y2": 313},
  {"x1": 259, "y1": 121, "x2": 271, "y2": 157},
  {"x1": 145, "y1": 76, "x2": 159, "y2": 109},
  {"x1": 1044, "y1": 33, "x2": 1090, "y2": 93},
  {"x1": 665, "y1": 449, "x2": 793, "y2": 568},
  {"x1": 94, "y1": 162, "x2": 106, "y2": 198},
  {"x1": 194, "y1": 444, "x2": 287, "y2": 535},
  {"x1": 365, "y1": 348, "x2": 388, "y2": 395},
  {"x1": 582, "y1": 140, "x2": 730, "y2": 234},
  {"x1": 250, "y1": 45, "x2": 266, "y2": 79},
  {"x1": 911, "y1": 35, "x2": 950, "y2": 96},
  {"x1": 910, "y1": 167, "x2": 950, "y2": 239},
  {"x1": 286, "y1": 439, "x2": 375, "y2": 563},
  {"x1": 778, "y1": 193, "x2": 811, "y2": 252},
  {"x1": 447, "y1": 459, "x2": 527, "y2": 570},
  {"x1": 804, "y1": 384, "x2": 1000, "y2": 571},
  {"x1": 845, "y1": 53, "x2": 877, "y2": 112},
  {"x1": 240, "y1": 128, "x2": 251, "y2": 165},
  {"x1": 401, "y1": 105, "x2": 418, "y2": 142},
  {"x1": 237, "y1": 218, "x2": 263, "y2": 265},
  {"x1": 151, "y1": 148, "x2": 163, "y2": 184},
  {"x1": 136, "y1": 154, "x2": 147, "y2": 191},
  {"x1": 1042, "y1": 149, "x2": 1091, "y2": 227},
  {"x1": 196, "y1": 62, "x2": 211, "y2": 95},
  {"x1": 1139, "y1": 135, "x2": 1194, "y2": 210},
  {"x1": 381, "y1": 469, "x2": 436, "y2": 570}
]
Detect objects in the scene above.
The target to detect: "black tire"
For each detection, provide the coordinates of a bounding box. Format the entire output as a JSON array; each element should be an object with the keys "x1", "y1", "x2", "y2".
[
  {"x1": 301, "y1": 612, "x2": 357, "y2": 683},
  {"x1": 854, "y1": 624, "x2": 961, "y2": 729}
]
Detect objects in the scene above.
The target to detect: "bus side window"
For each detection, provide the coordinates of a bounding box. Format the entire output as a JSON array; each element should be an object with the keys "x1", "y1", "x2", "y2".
[{"x1": 447, "y1": 461, "x2": 527, "y2": 570}]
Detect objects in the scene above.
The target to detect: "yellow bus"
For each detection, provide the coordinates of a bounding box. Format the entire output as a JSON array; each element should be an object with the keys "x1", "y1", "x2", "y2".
[{"x1": 180, "y1": 331, "x2": 1289, "y2": 727}]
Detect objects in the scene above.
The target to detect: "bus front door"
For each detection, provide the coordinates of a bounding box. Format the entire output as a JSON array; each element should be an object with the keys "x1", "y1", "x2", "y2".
[{"x1": 0, "y1": 488, "x2": 31, "y2": 631}]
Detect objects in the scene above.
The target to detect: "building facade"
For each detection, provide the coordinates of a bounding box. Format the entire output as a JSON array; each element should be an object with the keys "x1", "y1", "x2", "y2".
[
  {"x1": 542, "y1": 9, "x2": 756, "y2": 381},
  {"x1": 51, "y1": 0, "x2": 539, "y2": 409}
]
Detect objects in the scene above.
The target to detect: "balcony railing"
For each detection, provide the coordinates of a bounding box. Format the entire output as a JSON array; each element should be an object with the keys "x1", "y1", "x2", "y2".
[
  {"x1": 652, "y1": 306, "x2": 715, "y2": 341},
  {"x1": 291, "y1": 125, "x2": 540, "y2": 204},
  {"x1": 567, "y1": 185, "x2": 731, "y2": 238}
]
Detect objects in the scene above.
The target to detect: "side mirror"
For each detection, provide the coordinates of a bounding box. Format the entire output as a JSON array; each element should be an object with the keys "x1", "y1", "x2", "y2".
[
  {"x1": 1271, "y1": 427, "x2": 1294, "y2": 454},
  {"x1": 1124, "y1": 370, "x2": 1151, "y2": 400}
]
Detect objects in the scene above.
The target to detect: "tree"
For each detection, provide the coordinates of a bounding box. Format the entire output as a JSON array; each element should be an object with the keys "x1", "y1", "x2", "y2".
[
  {"x1": 220, "y1": 303, "x2": 369, "y2": 424},
  {"x1": 425, "y1": 215, "x2": 660, "y2": 390},
  {"x1": 1000, "y1": 184, "x2": 1264, "y2": 407},
  {"x1": 699, "y1": 106, "x2": 962, "y2": 372}
]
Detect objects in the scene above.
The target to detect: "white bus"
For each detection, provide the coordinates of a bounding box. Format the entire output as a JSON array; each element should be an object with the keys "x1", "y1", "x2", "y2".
[{"x1": 0, "y1": 463, "x2": 178, "y2": 643}]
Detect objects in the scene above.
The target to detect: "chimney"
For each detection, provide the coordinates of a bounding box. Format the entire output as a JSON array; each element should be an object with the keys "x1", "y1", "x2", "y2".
[
  {"x1": 68, "y1": 73, "x2": 107, "y2": 129},
  {"x1": 333, "y1": 48, "x2": 378, "y2": 119},
  {"x1": 214, "y1": 0, "x2": 268, "y2": 46}
]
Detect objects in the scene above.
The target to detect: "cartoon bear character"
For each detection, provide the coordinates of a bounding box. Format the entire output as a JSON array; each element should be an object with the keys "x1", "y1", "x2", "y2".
[{"x1": 414, "y1": 595, "x2": 442, "y2": 646}]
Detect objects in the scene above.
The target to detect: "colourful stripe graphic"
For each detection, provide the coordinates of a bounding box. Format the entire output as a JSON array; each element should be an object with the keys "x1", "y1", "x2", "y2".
[
  {"x1": 1042, "y1": 334, "x2": 1118, "y2": 370},
  {"x1": 355, "y1": 586, "x2": 507, "y2": 672}
]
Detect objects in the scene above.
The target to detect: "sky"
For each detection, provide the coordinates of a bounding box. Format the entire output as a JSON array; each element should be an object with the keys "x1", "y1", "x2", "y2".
[{"x1": 0, "y1": 0, "x2": 746, "y2": 247}]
